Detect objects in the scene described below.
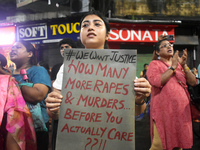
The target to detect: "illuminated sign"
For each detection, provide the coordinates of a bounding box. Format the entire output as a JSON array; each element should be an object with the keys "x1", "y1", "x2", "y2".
[
  {"x1": 109, "y1": 23, "x2": 177, "y2": 43},
  {"x1": 0, "y1": 26, "x2": 16, "y2": 46},
  {"x1": 50, "y1": 23, "x2": 80, "y2": 35},
  {"x1": 16, "y1": 21, "x2": 81, "y2": 44},
  {"x1": 16, "y1": 21, "x2": 177, "y2": 44},
  {"x1": 17, "y1": 23, "x2": 47, "y2": 41}
]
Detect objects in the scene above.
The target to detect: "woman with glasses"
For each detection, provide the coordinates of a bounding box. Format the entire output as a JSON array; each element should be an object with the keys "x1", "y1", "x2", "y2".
[{"x1": 147, "y1": 35, "x2": 196, "y2": 150}]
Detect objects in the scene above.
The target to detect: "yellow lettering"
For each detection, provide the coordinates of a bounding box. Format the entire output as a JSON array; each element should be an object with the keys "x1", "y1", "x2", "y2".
[
  {"x1": 66, "y1": 23, "x2": 74, "y2": 34},
  {"x1": 58, "y1": 24, "x2": 66, "y2": 35},
  {"x1": 73, "y1": 22, "x2": 80, "y2": 33},
  {"x1": 51, "y1": 22, "x2": 80, "y2": 36},
  {"x1": 50, "y1": 25, "x2": 58, "y2": 35}
]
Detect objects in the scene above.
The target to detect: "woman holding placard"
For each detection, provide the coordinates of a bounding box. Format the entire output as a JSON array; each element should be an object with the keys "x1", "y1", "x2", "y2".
[
  {"x1": 46, "y1": 11, "x2": 151, "y2": 120},
  {"x1": 46, "y1": 11, "x2": 151, "y2": 118}
]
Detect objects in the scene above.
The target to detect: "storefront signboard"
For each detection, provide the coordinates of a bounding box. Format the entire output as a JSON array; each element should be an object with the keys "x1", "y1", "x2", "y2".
[
  {"x1": 16, "y1": 19, "x2": 81, "y2": 44},
  {"x1": 16, "y1": 21, "x2": 177, "y2": 44},
  {"x1": 109, "y1": 23, "x2": 177, "y2": 43}
]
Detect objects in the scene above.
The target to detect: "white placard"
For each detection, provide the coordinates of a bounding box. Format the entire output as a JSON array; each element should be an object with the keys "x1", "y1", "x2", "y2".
[{"x1": 56, "y1": 48, "x2": 137, "y2": 150}]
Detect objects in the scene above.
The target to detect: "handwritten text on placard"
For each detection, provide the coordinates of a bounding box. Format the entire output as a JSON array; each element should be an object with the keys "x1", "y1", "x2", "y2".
[{"x1": 56, "y1": 49, "x2": 137, "y2": 150}]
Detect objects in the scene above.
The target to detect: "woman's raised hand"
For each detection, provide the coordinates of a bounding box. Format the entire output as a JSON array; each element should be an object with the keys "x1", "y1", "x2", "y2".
[
  {"x1": 179, "y1": 48, "x2": 188, "y2": 67},
  {"x1": 171, "y1": 50, "x2": 179, "y2": 69}
]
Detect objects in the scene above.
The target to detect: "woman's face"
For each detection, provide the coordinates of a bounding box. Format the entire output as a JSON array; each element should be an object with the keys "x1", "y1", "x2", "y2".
[
  {"x1": 156, "y1": 40, "x2": 174, "y2": 58},
  {"x1": 80, "y1": 14, "x2": 110, "y2": 49},
  {"x1": 10, "y1": 42, "x2": 32, "y2": 63}
]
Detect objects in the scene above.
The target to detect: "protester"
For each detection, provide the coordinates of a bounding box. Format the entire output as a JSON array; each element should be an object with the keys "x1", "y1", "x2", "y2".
[
  {"x1": 10, "y1": 41, "x2": 51, "y2": 150},
  {"x1": 0, "y1": 54, "x2": 36, "y2": 150},
  {"x1": 147, "y1": 35, "x2": 196, "y2": 150},
  {"x1": 140, "y1": 63, "x2": 148, "y2": 79},
  {"x1": 46, "y1": 10, "x2": 150, "y2": 119},
  {"x1": 45, "y1": 10, "x2": 151, "y2": 149}
]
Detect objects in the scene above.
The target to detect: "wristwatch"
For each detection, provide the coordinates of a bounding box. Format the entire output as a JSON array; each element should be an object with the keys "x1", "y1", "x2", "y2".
[{"x1": 168, "y1": 66, "x2": 175, "y2": 72}]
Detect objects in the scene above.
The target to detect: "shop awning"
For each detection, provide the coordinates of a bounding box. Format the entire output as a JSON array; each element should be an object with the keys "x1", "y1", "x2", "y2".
[{"x1": 174, "y1": 35, "x2": 199, "y2": 45}]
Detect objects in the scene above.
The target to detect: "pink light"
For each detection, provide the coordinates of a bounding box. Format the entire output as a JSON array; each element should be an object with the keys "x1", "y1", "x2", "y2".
[{"x1": 0, "y1": 26, "x2": 15, "y2": 46}]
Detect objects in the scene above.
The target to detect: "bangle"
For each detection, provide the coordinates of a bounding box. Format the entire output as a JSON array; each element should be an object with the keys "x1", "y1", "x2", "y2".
[
  {"x1": 135, "y1": 100, "x2": 146, "y2": 106},
  {"x1": 184, "y1": 66, "x2": 190, "y2": 72}
]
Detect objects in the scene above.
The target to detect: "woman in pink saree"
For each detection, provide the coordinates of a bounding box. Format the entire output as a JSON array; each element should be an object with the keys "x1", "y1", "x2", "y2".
[{"x1": 0, "y1": 54, "x2": 36, "y2": 150}]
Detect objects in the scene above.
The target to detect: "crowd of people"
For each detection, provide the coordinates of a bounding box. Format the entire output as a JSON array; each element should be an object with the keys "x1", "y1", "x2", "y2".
[{"x1": 0, "y1": 10, "x2": 199, "y2": 150}]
